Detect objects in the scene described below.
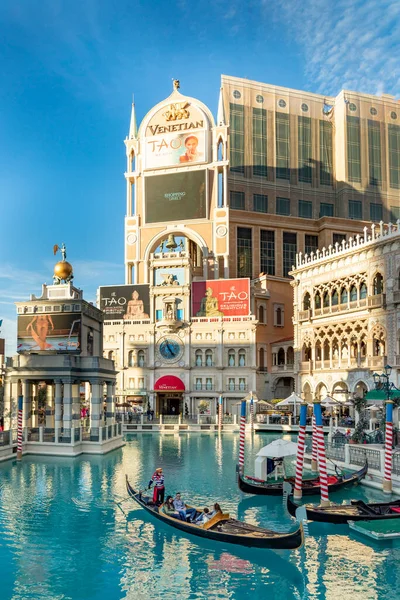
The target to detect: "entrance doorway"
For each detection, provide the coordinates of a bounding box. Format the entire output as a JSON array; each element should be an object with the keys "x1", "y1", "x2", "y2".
[{"x1": 157, "y1": 393, "x2": 183, "y2": 415}]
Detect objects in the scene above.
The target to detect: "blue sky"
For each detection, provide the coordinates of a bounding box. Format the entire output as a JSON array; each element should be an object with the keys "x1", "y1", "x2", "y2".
[{"x1": 0, "y1": 0, "x2": 399, "y2": 353}]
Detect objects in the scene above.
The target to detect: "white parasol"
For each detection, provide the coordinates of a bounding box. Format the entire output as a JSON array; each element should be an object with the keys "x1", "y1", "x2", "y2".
[
  {"x1": 256, "y1": 438, "x2": 299, "y2": 458},
  {"x1": 275, "y1": 392, "x2": 304, "y2": 418}
]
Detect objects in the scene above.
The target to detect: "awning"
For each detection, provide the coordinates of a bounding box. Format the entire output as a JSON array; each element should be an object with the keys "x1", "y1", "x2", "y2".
[
  {"x1": 365, "y1": 390, "x2": 387, "y2": 401},
  {"x1": 154, "y1": 375, "x2": 185, "y2": 392}
]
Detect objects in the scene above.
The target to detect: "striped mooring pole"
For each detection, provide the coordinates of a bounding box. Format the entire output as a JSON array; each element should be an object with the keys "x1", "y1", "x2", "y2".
[
  {"x1": 17, "y1": 393, "x2": 23, "y2": 461},
  {"x1": 293, "y1": 402, "x2": 308, "y2": 501},
  {"x1": 313, "y1": 399, "x2": 330, "y2": 506},
  {"x1": 383, "y1": 400, "x2": 394, "y2": 494},
  {"x1": 238, "y1": 400, "x2": 246, "y2": 471},
  {"x1": 250, "y1": 392, "x2": 254, "y2": 430},
  {"x1": 311, "y1": 414, "x2": 318, "y2": 471},
  {"x1": 218, "y1": 395, "x2": 223, "y2": 431}
]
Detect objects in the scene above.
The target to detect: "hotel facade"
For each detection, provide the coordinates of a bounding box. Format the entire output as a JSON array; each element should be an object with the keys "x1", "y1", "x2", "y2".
[{"x1": 100, "y1": 76, "x2": 400, "y2": 416}]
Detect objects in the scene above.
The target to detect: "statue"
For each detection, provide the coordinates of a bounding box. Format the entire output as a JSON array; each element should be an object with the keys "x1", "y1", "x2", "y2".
[
  {"x1": 196, "y1": 287, "x2": 223, "y2": 317},
  {"x1": 124, "y1": 290, "x2": 149, "y2": 319},
  {"x1": 173, "y1": 79, "x2": 180, "y2": 91},
  {"x1": 53, "y1": 243, "x2": 67, "y2": 261},
  {"x1": 53, "y1": 243, "x2": 73, "y2": 284},
  {"x1": 159, "y1": 273, "x2": 179, "y2": 286}
]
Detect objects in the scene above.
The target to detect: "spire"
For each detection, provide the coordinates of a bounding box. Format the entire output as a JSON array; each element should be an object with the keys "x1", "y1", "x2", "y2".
[
  {"x1": 217, "y1": 87, "x2": 226, "y2": 126},
  {"x1": 129, "y1": 101, "x2": 137, "y2": 139}
]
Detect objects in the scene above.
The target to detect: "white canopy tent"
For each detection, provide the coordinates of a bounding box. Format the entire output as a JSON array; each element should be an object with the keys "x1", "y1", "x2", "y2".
[{"x1": 275, "y1": 392, "x2": 304, "y2": 418}]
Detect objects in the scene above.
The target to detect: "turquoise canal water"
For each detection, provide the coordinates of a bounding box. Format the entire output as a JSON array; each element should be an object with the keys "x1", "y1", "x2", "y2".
[{"x1": 0, "y1": 432, "x2": 399, "y2": 600}]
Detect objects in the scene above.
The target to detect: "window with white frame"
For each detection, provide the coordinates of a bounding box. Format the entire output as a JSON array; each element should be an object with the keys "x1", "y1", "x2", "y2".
[
  {"x1": 138, "y1": 350, "x2": 145, "y2": 367},
  {"x1": 195, "y1": 378, "x2": 202, "y2": 390},
  {"x1": 138, "y1": 377, "x2": 145, "y2": 389},
  {"x1": 239, "y1": 378, "x2": 246, "y2": 391},
  {"x1": 128, "y1": 350, "x2": 134, "y2": 367},
  {"x1": 238, "y1": 349, "x2": 246, "y2": 366},
  {"x1": 195, "y1": 350, "x2": 203, "y2": 367},
  {"x1": 274, "y1": 304, "x2": 284, "y2": 327},
  {"x1": 228, "y1": 378, "x2": 235, "y2": 391},
  {"x1": 206, "y1": 378, "x2": 213, "y2": 391},
  {"x1": 228, "y1": 349, "x2": 235, "y2": 367},
  {"x1": 129, "y1": 378, "x2": 135, "y2": 388},
  {"x1": 205, "y1": 349, "x2": 213, "y2": 367}
]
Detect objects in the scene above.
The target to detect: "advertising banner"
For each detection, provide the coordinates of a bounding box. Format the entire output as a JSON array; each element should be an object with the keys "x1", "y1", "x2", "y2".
[
  {"x1": 17, "y1": 314, "x2": 81, "y2": 352},
  {"x1": 192, "y1": 278, "x2": 250, "y2": 317},
  {"x1": 99, "y1": 285, "x2": 150, "y2": 320},
  {"x1": 145, "y1": 170, "x2": 207, "y2": 224},
  {"x1": 145, "y1": 130, "x2": 207, "y2": 169}
]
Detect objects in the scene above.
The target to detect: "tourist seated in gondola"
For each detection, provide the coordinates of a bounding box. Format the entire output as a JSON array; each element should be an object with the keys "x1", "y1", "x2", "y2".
[
  {"x1": 193, "y1": 507, "x2": 212, "y2": 525},
  {"x1": 173, "y1": 492, "x2": 197, "y2": 521},
  {"x1": 160, "y1": 496, "x2": 180, "y2": 519},
  {"x1": 209, "y1": 503, "x2": 223, "y2": 518}
]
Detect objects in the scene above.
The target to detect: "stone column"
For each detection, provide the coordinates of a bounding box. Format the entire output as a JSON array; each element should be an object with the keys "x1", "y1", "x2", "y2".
[
  {"x1": 62, "y1": 379, "x2": 73, "y2": 437},
  {"x1": 11, "y1": 381, "x2": 19, "y2": 429},
  {"x1": 90, "y1": 381, "x2": 103, "y2": 438},
  {"x1": 3, "y1": 380, "x2": 11, "y2": 430},
  {"x1": 321, "y1": 344, "x2": 325, "y2": 369},
  {"x1": 71, "y1": 382, "x2": 80, "y2": 429},
  {"x1": 22, "y1": 380, "x2": 32, "y2": 428},
  {"x1": 45, "y1": 383, "x2": 54, "y2": 428},
  {"x1": 54, "y1": 380, "x2": 63, "y2": 432},
  {"x1": 31, "y1": 382, "x2": 38, "y2": 428},
  {"x1": 106, "y1": 382, "x2": 115, "y2": 425}
]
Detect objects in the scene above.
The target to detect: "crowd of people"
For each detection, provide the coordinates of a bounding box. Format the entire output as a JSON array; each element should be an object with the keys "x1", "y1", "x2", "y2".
[{"x1": 148, "y1": 467, "x2": 223, "y2": 527}]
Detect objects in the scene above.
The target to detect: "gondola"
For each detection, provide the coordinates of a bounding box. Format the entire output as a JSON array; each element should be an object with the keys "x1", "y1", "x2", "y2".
[
  {"x1": 125, "y1": 475, "x2": 304, "y2": 550},
  {"x1": 286, "y1": 491, "x2": 400, "y2": 524},
  {"x1": 237, "y1": 461, "x2": 368, "y2": 496}
]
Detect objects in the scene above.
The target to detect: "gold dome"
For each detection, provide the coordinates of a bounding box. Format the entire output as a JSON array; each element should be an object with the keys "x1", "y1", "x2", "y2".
[{"x1": 54, "y1": 261, "x2": 73, "y2": 281}]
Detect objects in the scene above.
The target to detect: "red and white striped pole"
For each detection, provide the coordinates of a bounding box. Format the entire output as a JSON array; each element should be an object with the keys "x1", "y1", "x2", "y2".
[
  {"x1": 17, "y1": 392, "x2": 23, "y2": 461},
  {"x1": 293, "y1": 402, "x2": 308, "y2": 501},
  {"x1": 238, "y1": 400, "x2": 246, "y2": 471},
  {"x1": 311, "y1": 414, "x2": 318, "y2": 471},
  {"x1": 383, "y1": 400, "x2": 394, "y2": 494},
  {"x1": 250, "y1": 392, "x2": 254, "y2": 430},
  {"x1": 218, "y1": 395, "x2": 223, "y2": 431},
  {"x1": 314, "y1": 399, "x2": 330, "y2": 506}
]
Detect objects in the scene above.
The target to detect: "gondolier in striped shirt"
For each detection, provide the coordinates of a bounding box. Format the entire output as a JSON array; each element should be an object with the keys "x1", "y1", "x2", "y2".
[{"x1": 148, "y1": 468, "x2": 165, "y2": 505}]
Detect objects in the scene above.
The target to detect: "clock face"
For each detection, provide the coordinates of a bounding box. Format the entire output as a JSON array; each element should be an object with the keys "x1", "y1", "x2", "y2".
[{"x1": 157, "y1": 336, "x2": 184, "y2": 363}]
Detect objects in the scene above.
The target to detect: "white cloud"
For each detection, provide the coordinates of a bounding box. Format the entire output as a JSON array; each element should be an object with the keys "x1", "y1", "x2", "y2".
[{"x1": 272, "y1": 0, "x2": 400, "y2": 96}]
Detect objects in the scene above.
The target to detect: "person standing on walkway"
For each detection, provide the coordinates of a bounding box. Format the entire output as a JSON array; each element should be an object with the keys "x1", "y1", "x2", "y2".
[{"x1": 148, "y1": 468, "x2": 165, "y2": 505}]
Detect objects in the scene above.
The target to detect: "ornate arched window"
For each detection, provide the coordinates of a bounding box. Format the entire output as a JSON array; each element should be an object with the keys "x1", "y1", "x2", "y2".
[
  {"x1": 195, "y1": 350, "x2": 203, "y2": 367},
  {"x1": 277, "y1": 348, "x2": 285, "y2": 365},
  {"x1": 128, "y1": 350, "x2": 134, "y2": 367},
  {"x1": 350, "y1": 285, "x2": 357, "y2": 302},
  {"x1": 108, "y1": 350, "x2": 115, "y2": 361},
  {"x1": 323, "y1": 292, "x2": 329, "y2": 308},
  {"x1": 287, "y1": 346, "x2": 294, "y2": 364},
  {"x1": 303, "y1": 292, "x2": 311, "y2": 310},
  {"x1": 138, "y1": 350, "x2": 145, "y2": 367},
  {"x1": 373, "y1": 273, "x2": 383, "y2": 295},
  {"x1": 315, "y1": 292, "x2": 321, "y2": 308},
  {"x1": 359, "y1": 282, "x2": 367, "y2": 299},
  {"x1": 331, "y1": 290, "x2": 338, "y2": 306},
  {"x1": 340, "y1": 287, "x2": 348, "y2": 304},
  {"x1": 228, "y1": 350, "x2": 235, "y2": 367},
  {"x1": 205, "y1": 349, "x2": 213, "y2": 367}
]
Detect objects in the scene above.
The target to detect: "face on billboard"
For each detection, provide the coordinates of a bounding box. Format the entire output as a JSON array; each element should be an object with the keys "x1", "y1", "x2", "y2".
[
  {"x1": 99, "y1": 285, "x2": 150, "y2": 320},
  {"x1": 145, "y1": 170, "x2": 206, "y2": 224},
  {"x1": 192, "y1": 279, "x2": 250, "y2": 317},
  {"x1": 17, "y1": 314, "x2": 81, "y2": 352},
  {"x1": 145, "y1": 131, "x2": 207, "y2": 170}
]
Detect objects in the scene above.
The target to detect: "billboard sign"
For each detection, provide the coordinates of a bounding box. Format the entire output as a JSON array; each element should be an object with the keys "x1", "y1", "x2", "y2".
[
  {"x1": 99, "y1": 285, "x2": 150, "y2": 320},
  {"x1": 17, "y1": 314, "x2": 81, "y2": 352},
  {"x1": 145, "y1": 170, "x2": 206, "y2": 224},
  {"x1": 192, "y1": 278, "x2": 250, "y2": 317},
  {"x1": 145, "y1": 130, "x2": 207, "y2": 170}
]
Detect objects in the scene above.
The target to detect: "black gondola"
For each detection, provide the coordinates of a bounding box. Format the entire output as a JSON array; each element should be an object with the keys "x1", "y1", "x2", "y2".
[
  {"x1": 286, "y1": 492, "x2": 400, "y2": 524},
  {"x1": 237, "y1": 461, "x2": 368, "y2": 496},
  {"x1": 125, "y1": 475, "x2": 304, "y2": 550}
]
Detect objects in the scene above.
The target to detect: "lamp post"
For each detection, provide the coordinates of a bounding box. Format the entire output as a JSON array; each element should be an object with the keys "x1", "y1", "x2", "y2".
[{"x1": 373, "y1": 364, "x2": 398, "y2": 494}]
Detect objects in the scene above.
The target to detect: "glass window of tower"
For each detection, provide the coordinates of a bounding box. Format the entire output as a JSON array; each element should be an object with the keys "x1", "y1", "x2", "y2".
[
  {"x1": 320, "y1": 202, "x2": 334, "y2": 217},
  {"x1": 252, "y1": 107, "x2": 267, "y2": 177},
  {"x1": 305, "y1": 235, "x2": 318, "y2": 255},
  {"x1": 276, "y1": 112, "x2": 290, "y2": 180},
  {"x1": 298, "y1": 116, "x2": 312, "y2": 183},
  {"x1": 237, "y1": 227, "x2": 252, "y2": 278},
  {"x1": 230, "y1": 190, "x2": 245, "y2": 210},
  {"x1": 283, "y1": 232, "x2": 297, "y2": 277},
  {"x1": 388, "y1": 124, "x2": 400, "y2": 189},
  {"x1": 298, "y1": 200, "x2": 312, "y2": 218},
  {"x1": 349, "y1": 200, "x2": 362, "y2": 220},
  {"x1": 260, "y1": 230, "x2": 275, "y2": 275},
  {"x1": 370, "y1": 203, "x2": 382, "y2": 222},
  {"x1": 276, "y1": 197, "x2": 290, "y2": 216},
  {"x1": 319, "y1": 121, "x2": 333, "y2": 186},
  {"x1": 347, "y1": 116, "x2": 361, "y2": 182},
  {"x1": 230, "y1": 103, "x2": 244, "y2": 174},
  {"x1": 253, "y1": 194, "x2": 268, "y2": 213},
  {"x1": 368, "y1": 120, "x2": 382, "y2": 186}
]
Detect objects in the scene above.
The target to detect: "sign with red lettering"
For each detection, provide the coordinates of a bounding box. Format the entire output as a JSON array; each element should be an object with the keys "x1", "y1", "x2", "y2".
[
  {"x1": 192, "y1": 279, "x2": 250, "y2": 317},
  {"x1": 154, "y1": 376, "x2": 185, "y2": 391}
]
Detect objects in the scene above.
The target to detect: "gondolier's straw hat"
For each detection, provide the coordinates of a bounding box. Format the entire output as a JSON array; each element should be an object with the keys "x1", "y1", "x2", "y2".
[{"x1": 156, "y1": 468, "x2": 163, "y2": 472}]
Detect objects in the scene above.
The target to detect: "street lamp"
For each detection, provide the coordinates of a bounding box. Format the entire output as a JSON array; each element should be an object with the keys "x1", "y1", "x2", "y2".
[{"x1": 373, "y1": 364, "x2": 397, "y2": 401}]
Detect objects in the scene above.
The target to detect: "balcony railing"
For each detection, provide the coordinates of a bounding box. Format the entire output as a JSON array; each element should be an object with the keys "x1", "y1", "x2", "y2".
[
  {"x1": 193, "y1": 384, "x2": 215, "y2": 391},
  {"x1": 271, "y1": 363, "x2": 294, "y2": 373},
  {"x1": 225, "y1": 384, "x2": 248, "y2": 392},
  {"x1": 193, "y1": 362, "x2": 215, "y2": 368},
  {"x1": 368, "y1": 356, "x2": 387, "y2": 369}
]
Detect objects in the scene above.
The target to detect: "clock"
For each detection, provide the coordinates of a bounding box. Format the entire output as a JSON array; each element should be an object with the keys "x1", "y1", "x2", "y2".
[{"x1": 156, "y1": 335, "x2": 184, "y2": 363}]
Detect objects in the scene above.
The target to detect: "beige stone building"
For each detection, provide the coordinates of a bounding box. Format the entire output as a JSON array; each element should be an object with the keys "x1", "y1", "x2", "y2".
[
  {"x1": 100, "y1": 76, "x2": 400, "y2": 413},
  {"x1": 291, "y1": 221, "x2": 400, "y2": 406}
]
